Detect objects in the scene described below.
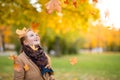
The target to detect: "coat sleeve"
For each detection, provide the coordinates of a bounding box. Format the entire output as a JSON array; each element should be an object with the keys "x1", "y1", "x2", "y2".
[{"x1": 14, "y1": 57, "x2": 25, "y2": 80}]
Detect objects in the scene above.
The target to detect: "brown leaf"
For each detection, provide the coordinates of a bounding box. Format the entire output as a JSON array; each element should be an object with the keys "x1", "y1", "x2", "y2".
[{"x1": 92, "y1": 0, "x2": 98, "y2": 3}]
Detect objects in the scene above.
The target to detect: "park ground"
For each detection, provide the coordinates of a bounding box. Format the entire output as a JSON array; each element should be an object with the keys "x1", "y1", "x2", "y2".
[{"x1": 0, "y1": 52, "x2": 120, "y2": 80}]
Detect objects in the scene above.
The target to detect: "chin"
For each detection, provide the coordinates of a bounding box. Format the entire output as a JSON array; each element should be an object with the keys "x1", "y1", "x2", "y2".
[{"x1": 34, "y1": 43, "x2": 40, "y2": 46}]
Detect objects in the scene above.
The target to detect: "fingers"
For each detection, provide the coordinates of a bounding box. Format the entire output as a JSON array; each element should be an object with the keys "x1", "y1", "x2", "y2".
[{"x1": 45, "y1": 64, "x2": 51, "y2": 69}]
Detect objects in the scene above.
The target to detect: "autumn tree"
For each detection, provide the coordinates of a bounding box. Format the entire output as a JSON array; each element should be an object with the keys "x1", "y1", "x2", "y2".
[
  {"x1": 0, "y1": 0, "x2": 100, "y2": 54},
  {"x1": 84, "y1": 21, "x2": 120, "y2": 52}
]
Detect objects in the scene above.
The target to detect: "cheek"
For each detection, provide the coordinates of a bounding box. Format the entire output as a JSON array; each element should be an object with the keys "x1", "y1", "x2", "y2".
[{"x1": 27, "y1": 37, "x2": 34, "y2": 43}]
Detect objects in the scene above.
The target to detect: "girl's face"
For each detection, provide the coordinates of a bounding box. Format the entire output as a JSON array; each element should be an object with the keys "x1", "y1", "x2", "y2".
[{"x1": 24, "y1": 30, "x2": 40, "y2": 46}]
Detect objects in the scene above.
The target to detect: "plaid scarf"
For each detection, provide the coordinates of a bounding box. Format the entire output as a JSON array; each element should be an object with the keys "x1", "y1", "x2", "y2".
[{"x1": 22, "y1": 45, "x2": 53, "y2": 75}]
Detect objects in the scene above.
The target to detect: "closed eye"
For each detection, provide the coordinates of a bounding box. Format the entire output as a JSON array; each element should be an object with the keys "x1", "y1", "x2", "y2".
[{"x1": 30, "y1": 34, "x2": 34, "y2": 37}]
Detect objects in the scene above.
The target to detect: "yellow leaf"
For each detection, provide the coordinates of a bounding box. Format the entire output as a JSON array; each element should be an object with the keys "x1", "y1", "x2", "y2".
[
  {"x1": 30, "y1": 45, "x2": 38, "y2": 50},
  {"x1": 24, "y1": 64, "x2": 29, "y2": 71},
  {"x1": 8, "y1": 54, "x2": 17, "y2": 60}
]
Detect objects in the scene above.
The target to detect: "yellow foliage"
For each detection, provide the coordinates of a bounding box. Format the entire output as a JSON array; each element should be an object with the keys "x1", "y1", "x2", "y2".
[{"x1": 84, "y1": 23, "x2": 120, "y2": 49}]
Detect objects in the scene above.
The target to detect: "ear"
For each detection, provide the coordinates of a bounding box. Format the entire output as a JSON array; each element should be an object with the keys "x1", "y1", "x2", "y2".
[{"x1": 23, "y1": 40, "x2": 28, "y2": 45}]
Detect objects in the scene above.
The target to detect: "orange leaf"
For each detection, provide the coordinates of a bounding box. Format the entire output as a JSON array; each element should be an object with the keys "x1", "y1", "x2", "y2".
[
  {"x1": 64, "y1": 0, "x2": 69, "y2": 4},
  {"x1": 72, "y1": 0, "x2": 77, "y2": 8},
  {"x1": 24, "y1": 64, "x2": 29, "y2": 71},
  {"x1": 45, "y1": 0, "x2": 61, "y2": 14},
  {"x1": 30, "y1": 45, "x2": 38, "y2": 51},
  {"x1": 31, "y1": 22, "x2": 39, "y2": 33},
  {"x1": 69, "y1": 57, "x2": 78, "y2": 65},
  {"x1": 8, "y1": 54, "x2": 17, "y2": 60},
  {"x1": 14, "y1": 63, "x2": 21, "y2": 72}
]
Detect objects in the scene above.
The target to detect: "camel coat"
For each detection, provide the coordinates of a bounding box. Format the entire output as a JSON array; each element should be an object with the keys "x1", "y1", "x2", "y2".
[{"x1": 14, "y1": 52, "x2": 51, "y2": 80}]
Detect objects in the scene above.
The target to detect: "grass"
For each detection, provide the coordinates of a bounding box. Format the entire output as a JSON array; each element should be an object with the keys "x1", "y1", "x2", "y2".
[
  {"x1": 52, "y1": 53, "x2": 120, "y2": 80},
  {"x1": 0, "y1": 53, "x2": 120, "y2": 80},
  {"x1": 0, "y1": 56, "x2": 13, "y2": 80}
]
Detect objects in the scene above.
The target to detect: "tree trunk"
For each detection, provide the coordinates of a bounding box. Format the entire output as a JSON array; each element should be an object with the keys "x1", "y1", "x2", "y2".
[
  {"x1": 55, "y1": 36, "x2": 61, "y2": 56},
  {"x1": 1, "y1": 34, "x2": 5, "y2": 51}
]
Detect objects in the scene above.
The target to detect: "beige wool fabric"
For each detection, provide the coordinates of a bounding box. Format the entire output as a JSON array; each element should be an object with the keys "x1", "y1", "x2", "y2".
[{"x1": 14, "y1": 52, "x2": 52, "y2": 80}]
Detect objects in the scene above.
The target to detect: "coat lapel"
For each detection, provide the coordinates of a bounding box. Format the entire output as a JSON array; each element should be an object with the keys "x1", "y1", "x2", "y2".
[{"x1": 22, "y1": 52, "x2": 41, "y2": 73}]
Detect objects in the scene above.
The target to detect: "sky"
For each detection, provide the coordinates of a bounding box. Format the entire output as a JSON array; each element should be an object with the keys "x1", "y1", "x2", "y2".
[{"x1": 96, "y1": 0, "x2": 120, "y2": 29}]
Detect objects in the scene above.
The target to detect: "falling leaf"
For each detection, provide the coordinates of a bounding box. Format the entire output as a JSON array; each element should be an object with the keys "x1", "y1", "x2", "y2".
[
  {"x1": 31, "y1": 22, "x2": 39, "y2": 33},
  {"x1": 14, "y1": 63, "x2": 21, "y2": 72},
  {"x1": 72, "y1": 0, "x2": 77, "y2": 8},
  {"x1": 92, "y1": 0, "x2": 98, "y2": 3},
  {"x1": 104, "y1": 10, "x2": 110, "y2": 19},
  {"x1": 30, "y1": 45, "x2": 38, "y2": 50},
  {"x1": 64, "y1": 0, "x2": 69, "y2": 4},
  {"x1": 24, "y1": 64, "x2": 29, "y2": 71},
  {"x1": 16, "y1": 27, "x2": 27, "y2": 38},
  {"x1": 69, "y1": 57, "x2": 78, "y2": 65},
  {"x1": 8, "y1": 54, "x2": 17, "y2": 60},
  {"x1": 16, "y1": 27, "x2": 27, "y2": 35},
  {"x1": 45, "y1": 0, "x2": 61, "y2": 14}
]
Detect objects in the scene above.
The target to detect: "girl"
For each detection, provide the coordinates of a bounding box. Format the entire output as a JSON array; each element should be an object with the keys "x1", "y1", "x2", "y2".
[{"x1": 14, "y1": 27, "x2": 55, "y2": 80}]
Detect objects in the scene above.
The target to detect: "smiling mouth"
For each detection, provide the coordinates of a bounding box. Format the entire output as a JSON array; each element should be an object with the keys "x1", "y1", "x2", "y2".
[{"x1": 34, "y1": 40, "x2": 38, "y2": 41}]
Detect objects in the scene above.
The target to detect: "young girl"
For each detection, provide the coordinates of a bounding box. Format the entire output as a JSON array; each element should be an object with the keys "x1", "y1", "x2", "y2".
[{"x1": 14, "y1": 27, "x2": 55, "y2": 80}]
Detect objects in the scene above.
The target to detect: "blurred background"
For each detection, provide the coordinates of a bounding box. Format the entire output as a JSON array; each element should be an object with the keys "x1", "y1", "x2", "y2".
[{"x1": 0, "y1": 0, "x2": 120, "y2": 80}]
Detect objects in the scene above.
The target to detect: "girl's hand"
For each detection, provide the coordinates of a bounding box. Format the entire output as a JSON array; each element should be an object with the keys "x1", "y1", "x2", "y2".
[{"x1": 45, "y1": 64, "x2": 51, "y2": 69}]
